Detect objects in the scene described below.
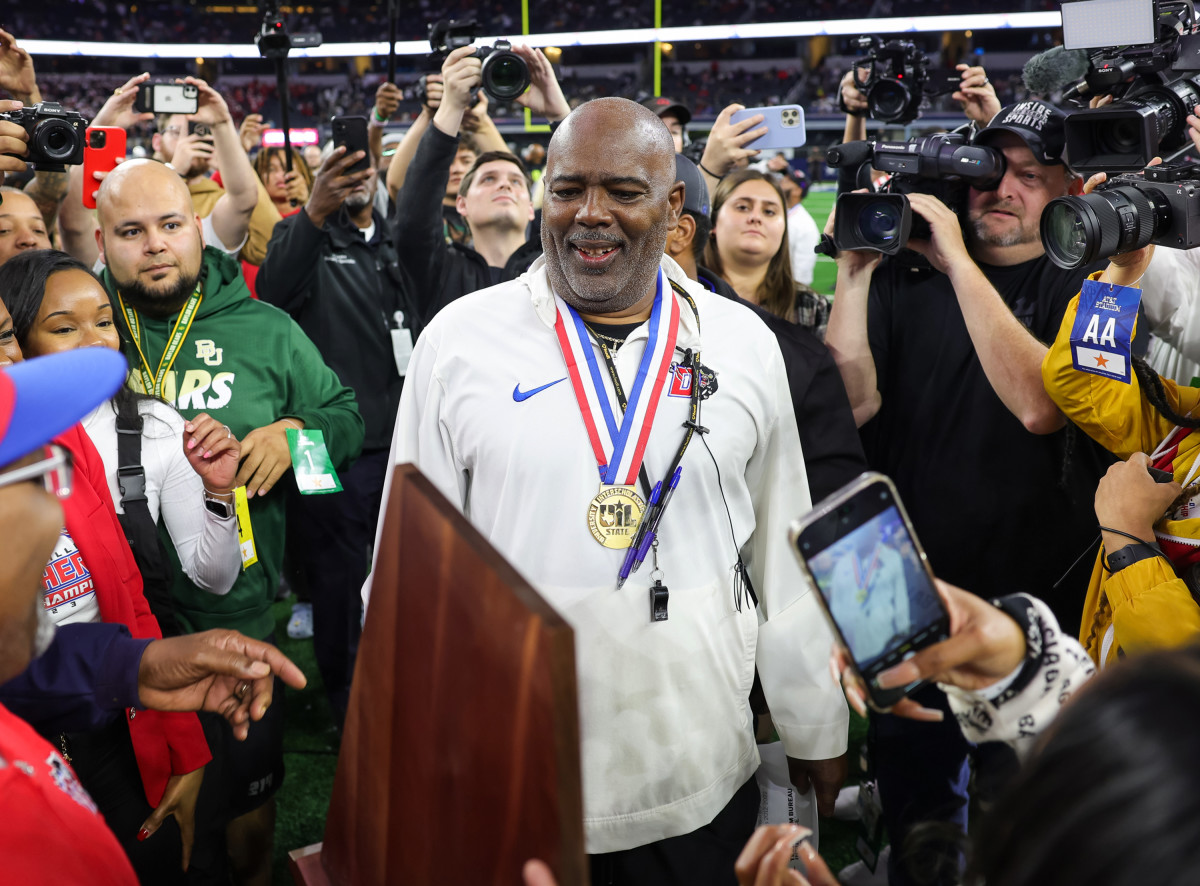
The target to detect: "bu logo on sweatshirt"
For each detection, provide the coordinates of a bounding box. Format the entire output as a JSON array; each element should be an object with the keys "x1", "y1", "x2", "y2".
[{"x1": 195, "y1": 339, "x2": 224, "y2": 366}]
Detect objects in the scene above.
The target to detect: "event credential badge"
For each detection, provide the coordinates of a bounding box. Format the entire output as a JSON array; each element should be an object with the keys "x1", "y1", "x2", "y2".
[{"x1": 1070, "y1": 278, "x2": 1142, "y2": 384}]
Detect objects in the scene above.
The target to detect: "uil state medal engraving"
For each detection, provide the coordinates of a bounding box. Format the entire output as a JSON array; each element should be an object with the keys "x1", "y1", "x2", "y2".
[{"x1": 587, "y1": 485, "x2": 646, "y2": 549}]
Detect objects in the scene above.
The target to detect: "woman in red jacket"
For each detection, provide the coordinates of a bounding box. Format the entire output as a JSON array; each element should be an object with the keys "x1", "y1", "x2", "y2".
[{"x1": 0, "y1": 277, "x2": 214, "y2": 879}]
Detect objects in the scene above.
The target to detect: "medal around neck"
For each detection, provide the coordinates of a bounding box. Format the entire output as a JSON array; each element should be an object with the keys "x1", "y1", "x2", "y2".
[
  {"x1": 552, "y1": 270, "x2": 680, "y2": 548},
  {"x1": 587, "y1": 484, "x2": 646, "y2": 549}
]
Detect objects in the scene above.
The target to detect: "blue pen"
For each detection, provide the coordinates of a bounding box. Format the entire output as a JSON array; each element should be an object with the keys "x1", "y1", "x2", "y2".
[
  {"x1": 627, "y1": 467, "x2": 683, "y2": 578},
  {"x1": 617, "y1": 481, "x2": 661, "y2": 588}
]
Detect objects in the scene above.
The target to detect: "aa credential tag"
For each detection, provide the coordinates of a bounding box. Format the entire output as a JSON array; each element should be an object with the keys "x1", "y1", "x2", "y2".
[
  {"x1": 1070, "y1": 279, "x2": 1141, "y2": 384},
  {"x1": 286, "y1": 428, "x2": 343, "y2": 495}
]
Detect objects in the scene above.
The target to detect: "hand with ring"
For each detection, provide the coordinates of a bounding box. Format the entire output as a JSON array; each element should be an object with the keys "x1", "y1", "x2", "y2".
[{"x1": 183, "y1": 411, "x2": 240, "y2": 495}]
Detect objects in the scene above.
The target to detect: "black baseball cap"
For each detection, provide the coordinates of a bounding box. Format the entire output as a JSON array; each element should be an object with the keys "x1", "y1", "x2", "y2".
[
  {"x1": 674, "y1": 154, "x2": 710, "y2": 216},
  {"x1": 643, "y1": 97, "x2": 692, "y2": 126},
  {"x1": 975, "y1": 100, "x2": 1068, "y2": 166}
]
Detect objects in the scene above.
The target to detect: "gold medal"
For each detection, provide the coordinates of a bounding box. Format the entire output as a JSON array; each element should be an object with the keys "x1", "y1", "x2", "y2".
[{"x1": 587, "y1": 484, "x2": 646, "y2": 549}]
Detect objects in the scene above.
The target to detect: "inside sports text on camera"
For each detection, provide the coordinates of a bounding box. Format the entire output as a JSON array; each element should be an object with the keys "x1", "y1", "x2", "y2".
[
  {"x1": 426, "y1": 18, "x2": 530, "y2": 102},
  {"x1": 823, "y1": 133, "x2": 1006, "y2": 257},
  {"x1": 1059, "y1": 0, "x2": 1200, "y2": 172},
  {"x1": 841, "y1": 36, "x2": 960, "y2": 125}
]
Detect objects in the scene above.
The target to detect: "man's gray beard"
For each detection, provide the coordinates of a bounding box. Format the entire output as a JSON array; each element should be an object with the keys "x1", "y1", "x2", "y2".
[
  {"x1": 115, "y1": 270, "x2": 201, "y2": 320},
  {"x1": 346, "y1": 187, "x2": 375, "y2": 212},
  {"x1": 542, "y1": 219, "x2": 670, "y2": 316},
  {"x1": 969, "y1": 215, "x2": 1037, "y2": 249},
  {"x1": 32, "y1": 603, "x2": 55, "y2": 659}
]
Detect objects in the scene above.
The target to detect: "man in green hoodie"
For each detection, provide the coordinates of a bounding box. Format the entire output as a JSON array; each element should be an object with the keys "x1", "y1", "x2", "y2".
[{"x1": 94, "y1": 158, "x2": 364, "y2": 886}]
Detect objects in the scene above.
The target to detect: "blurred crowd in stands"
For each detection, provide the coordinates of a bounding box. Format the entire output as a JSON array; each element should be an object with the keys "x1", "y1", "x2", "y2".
[{"x1": 16, "y1": 0, "x2": 1060, "y2": 43}]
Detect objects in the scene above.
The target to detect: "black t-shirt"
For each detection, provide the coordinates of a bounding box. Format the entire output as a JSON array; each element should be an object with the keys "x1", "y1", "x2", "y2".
[{"x1": 862, "y1": 254, "x2": 1113, "y2": 627}]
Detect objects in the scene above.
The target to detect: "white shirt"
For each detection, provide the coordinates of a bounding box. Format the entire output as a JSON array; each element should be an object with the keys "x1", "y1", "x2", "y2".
[
  {"x1": 1140, "y1": 246, "x2": 1200, "y2": 384},
  {"x1": 368, "y1": 255, "x2": 848, "y2": 853},
  {"x1": 82, "y1": 399, "x2": 240, "y2": 595},
  {"x1": 787, "y1": 202, "x2": 820, "y2": 287}
]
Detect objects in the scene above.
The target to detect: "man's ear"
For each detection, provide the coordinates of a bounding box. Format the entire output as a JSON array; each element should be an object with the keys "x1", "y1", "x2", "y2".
[
  {"x1": 95, "y1": 226, "x2": 105, "y2": 265},
  {"x1": 666, "y1": 181, "x2": 685, "y2": 231},
  {"x1": 151, "y1": 132, "x2": 163, "y2": 154},
  {"x1": 456, "y1": 193, "x2": 468, "y2": 217},
  {"x1": 666, "y1": 212, "x2": 695, "y2": 259}
]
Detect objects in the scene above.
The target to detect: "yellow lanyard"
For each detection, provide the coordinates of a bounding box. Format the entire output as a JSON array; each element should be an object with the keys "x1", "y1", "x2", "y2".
[{"x1": 118, "y1": 286, "x2": 202, "y2": 400}]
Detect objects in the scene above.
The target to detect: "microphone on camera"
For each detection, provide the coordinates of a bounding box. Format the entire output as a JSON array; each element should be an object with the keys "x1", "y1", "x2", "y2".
[
  {"x1": 1022, "y1": 46, "x2": 1091, "y2": 97},
  {"x1": 826, "y1": 140, "x2": 875, "y2": 170}
]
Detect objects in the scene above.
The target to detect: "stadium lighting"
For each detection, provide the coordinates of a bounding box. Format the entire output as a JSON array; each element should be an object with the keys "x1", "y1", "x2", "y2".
[{"x1": 22, "y1": 11, "x2": 1062, "y2": 58}]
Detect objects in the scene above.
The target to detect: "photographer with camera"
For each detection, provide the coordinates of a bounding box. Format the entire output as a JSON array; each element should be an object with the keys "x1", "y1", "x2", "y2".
[
  {"x1": 0, "y1": 29, "x2": 72, "y2": 251},
  {"x1": 390, "y1": 42, "x2": 570, "y2": 324},
  {"x1": 256, "y1": 141, "x2": 410, "y2": 728},
  {"x1": 1041, "y1": 168, "x2": 1200, "y2": 668},
  {"x1": 824, "y1": 99, "x2": 1114, "y2": 886}
]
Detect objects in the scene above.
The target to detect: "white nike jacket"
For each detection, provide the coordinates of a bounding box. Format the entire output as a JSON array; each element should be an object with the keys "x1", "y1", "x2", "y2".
[{"x1": 368, "y1": 255, "x2": 849, "y2": 853}]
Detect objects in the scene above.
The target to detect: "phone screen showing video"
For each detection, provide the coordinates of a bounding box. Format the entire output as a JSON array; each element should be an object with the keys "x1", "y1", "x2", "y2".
[{"x1": 804, "y1": 504, "x2": 947, "y2": 674}]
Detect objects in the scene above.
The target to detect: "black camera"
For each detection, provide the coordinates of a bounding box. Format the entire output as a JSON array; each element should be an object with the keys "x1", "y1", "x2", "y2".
[
  {"x1": 843, "y1": 36, "x2": 958, "y2": 125},
  {"x1": 826, "y1": 133, "x2": 1006, "y2": 255},
  {"x1": 428, "y1": 18, "x2": 530, "y2": 102},
  {"x1": 255, "y1": 5, "x2": 321, "y2": 60},
  {"x1": 1061, "y1": 0, "x2": 1200, "y2": 172},
  {"x1": 1041, "y1": 162, "x2": 1200, "y2": 268},
  {"x1": 0, "y1": 101, "x2": 87, "y2": 171}
]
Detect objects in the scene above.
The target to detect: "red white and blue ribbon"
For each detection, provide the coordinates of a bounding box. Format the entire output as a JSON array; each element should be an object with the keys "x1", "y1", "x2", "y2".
[{"x1": 552, "y1": 269, "x2": 680, "y2": 486}]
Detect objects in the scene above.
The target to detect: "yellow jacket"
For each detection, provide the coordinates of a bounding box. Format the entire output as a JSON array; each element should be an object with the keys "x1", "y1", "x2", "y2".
[{"x1": 1042, "y1": 286, "x2": 1200, "y2": 665}]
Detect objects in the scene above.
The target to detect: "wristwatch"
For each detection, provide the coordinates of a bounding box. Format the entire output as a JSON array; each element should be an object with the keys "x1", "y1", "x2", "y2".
[
  {"x1": 1105, "y1": 542, "x2": 1163, "y2": 574},
  {"x1": 204, "y1": 491, "x2": 235, "y2": 519}
]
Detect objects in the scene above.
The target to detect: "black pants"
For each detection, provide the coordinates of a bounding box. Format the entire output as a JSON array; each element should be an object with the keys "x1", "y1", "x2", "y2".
[
  {"x1": 285, "y1": 448, "x2": 389, "y2": 727},
  {"x1": 64, "y1": 716, "x2": 186, "y2": 883},
  {"x1": 588, "y1": 777, "x2": 759, "y2": 886}
]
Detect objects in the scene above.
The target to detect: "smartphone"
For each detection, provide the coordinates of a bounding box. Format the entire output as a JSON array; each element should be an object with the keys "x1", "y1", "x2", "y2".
[
  {"x1": 729, "y1": 105, "x2": 807, "y2": 151},
  {"x1": 331, "y1": 115, "x2": 370, "y2": 174},
  {"x1": 134, "y1": 82, "x2": 199, "y2": 115},
  {"x1": 82, "y1": 127, "x2": 126, "y2": 210},
  {"x1": 789, "y1": 472, "x2": 950, "y2": 710},
  {"x1": 188, "y1": 121, "x2": 213, "y2": 140}
]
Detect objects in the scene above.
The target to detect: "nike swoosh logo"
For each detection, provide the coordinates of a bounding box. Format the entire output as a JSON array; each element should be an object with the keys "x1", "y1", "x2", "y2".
[{"x1": 513, "y1": 377, "x2": 567, "y2": 402}]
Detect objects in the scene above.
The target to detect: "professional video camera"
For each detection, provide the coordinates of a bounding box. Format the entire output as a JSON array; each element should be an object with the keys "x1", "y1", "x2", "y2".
[
  {"x1": 824, "y1": 132, "x2": 1006, "y2": 255},
  {"x1": 254, "y1": 4, "x2": 321, "y2": 60},
  {"x1": 1060, "y1": 0, "x2": 1200, "y2": 172},
  {"x1": 841, "y1": 36, "x2": 959, "y2": 125},
  {"x1": 0, "y1": 102, "x2": 87, "y2": 171},
  {"x1": 1040, "y1": 161, "x2": 1200, "y2": 268},
  {"x1": 427, "y1": 18, "x2": 530, "y2": 102}
]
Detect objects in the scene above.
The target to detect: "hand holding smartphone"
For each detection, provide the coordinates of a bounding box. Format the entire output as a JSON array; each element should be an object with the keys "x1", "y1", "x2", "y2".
[
  {"x1": 82, "y1": 127, "x2": 126, "y2": 210},
  {"x1": 790, "y1": 473, "x2": 950, "y2": 711},
  {"x1": 729, "y1": 105, "x2": 807, "y2": 151},
  {"x1": 331, "y1": 116, "x2": 370, "y2": 174}
]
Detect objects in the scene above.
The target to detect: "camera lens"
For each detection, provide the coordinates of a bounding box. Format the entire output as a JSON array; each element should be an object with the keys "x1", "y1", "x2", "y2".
[
  {"x1": 481, "y1": 50, "x2": 530, "y2": 101},
  {"x1": 89, "y1": 129, "x2": 106, "y2": 149},
  {"x1": 35, "y1": 119, "x2": 78, "y2": 162},
  {"x1": 857, "y1": 201, "x2": 902, "y2": 247},
  {"x1": 1040, "y1": 186, "x2": 1160, "y2": 270},
  {"x1": 869, "y1": 80, "x2": 911, "y2": 123}
]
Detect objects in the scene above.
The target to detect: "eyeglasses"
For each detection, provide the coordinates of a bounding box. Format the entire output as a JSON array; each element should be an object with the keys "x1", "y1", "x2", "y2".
[{"x1": 0, "y1": 444, "x2": 74, "y2": 499}]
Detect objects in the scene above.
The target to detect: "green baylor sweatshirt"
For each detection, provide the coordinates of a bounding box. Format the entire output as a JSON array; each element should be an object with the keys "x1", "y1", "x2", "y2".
[{"x1": 104, "y1": 247, "x2": 365, "y2": 638}]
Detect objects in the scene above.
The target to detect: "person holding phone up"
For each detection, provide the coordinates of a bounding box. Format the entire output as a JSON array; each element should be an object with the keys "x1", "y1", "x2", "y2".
[{"x1": 256, "y1": 141, "x2": 414, "y2": 729}]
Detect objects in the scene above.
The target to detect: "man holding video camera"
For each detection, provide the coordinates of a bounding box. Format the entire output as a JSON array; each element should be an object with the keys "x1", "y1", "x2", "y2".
[
  {"x1": 825, "y1": 96, "x2": 1114, "y2": 886},
  {"x1": 389, "y1": 42, "x2": 570, "y2": 324}
]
